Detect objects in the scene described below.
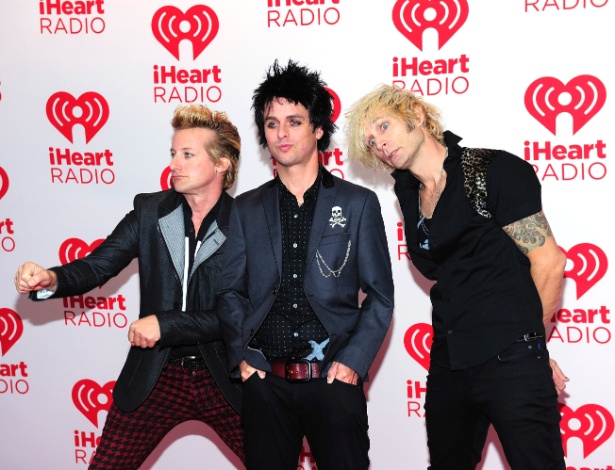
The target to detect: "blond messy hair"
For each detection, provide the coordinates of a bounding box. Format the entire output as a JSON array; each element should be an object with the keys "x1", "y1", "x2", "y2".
[
  {"x1": 171, "y1": 104, "x2": 241, "y2": 189},
  {"x1": 345, "y1": 84, "x2": 444, "y2": 171}
]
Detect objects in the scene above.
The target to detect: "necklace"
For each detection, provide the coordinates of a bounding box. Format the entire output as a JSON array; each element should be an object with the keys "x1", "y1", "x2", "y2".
[
  {"x1": 418, "y1": 167, "x2": 445, "y2": 218},
  {"x1": 418, "y1": 149, "x2": 448, "y2": 234}
]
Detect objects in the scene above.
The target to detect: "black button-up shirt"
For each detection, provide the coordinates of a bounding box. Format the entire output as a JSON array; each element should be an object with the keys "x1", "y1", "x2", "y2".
[
  {"x1": 253, "y1": 173, "x2": 328, "y2": 361},
  {"x1": 393, "y1": 131, "x2": 545, "y2": 369}
]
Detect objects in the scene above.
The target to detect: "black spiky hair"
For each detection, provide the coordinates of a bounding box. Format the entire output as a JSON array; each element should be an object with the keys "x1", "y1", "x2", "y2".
[{"x1": 252, "y1": 59, "x2": 337, "y2": 152}]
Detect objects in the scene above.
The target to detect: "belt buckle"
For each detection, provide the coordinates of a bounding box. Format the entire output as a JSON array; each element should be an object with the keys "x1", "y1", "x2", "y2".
[
  {"x1": 180, "y1": 356, "x2": 198, "y2": 368},
  {"x1": 520, "y1": 333, "x2": 543, "y2": 342},
  {"x1": 286, "y1": 359, "x2": 312, "y2": 382}
]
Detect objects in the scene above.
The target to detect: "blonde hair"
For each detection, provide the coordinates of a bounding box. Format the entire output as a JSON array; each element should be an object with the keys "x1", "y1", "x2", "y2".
[
  {"x1": 345, "y1": 84, "x2": 444, "y2": 171},
  {"x1": 171, "y1": 105, "x2": 240, "y2": 189}
]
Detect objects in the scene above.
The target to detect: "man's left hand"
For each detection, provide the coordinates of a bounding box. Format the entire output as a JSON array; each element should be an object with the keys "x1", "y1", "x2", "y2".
[
  {"x1": 550, "y1": 357, "x2": 569, "y2": 394},
  {"x1": 327, "y1": 361, "x2": 359, "y2": 385}
]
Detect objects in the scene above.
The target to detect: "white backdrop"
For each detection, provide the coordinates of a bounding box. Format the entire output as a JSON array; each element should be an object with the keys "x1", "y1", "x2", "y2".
[{"x1": 1, "y1": 1, "x2": 613, "y2": 469}]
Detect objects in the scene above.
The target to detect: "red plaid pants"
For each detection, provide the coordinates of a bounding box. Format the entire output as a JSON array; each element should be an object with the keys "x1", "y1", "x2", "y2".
[{"x1": 89, "y1": 362, "x2": 244, "y2": 469}]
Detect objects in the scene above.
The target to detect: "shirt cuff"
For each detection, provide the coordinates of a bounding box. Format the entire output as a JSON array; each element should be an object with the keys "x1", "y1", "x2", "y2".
[{"x1": 36, "y1": 288, "x2": 55, "y2": 300}]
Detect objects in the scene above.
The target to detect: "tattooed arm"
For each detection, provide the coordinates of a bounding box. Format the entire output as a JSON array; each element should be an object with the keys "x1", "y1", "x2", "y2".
[
  {"x1": 502, "y1": 210, "x2": 566, "y2": 326},
  {"x1": 503, "y1": 211, "x2": 569, "y2": 392}
]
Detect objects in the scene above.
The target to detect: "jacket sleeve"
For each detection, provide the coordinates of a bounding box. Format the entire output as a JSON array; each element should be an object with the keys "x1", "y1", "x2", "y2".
[
  {"x1": 216, "y1": 201, "x2": 251, "y2": 373},
  {"x1": 156, "y1": 309, "x2": 222, "y2": 347},
  {"x1": 333, "y1": 191, "x2": 395, "y2": 378},
  {"x1": 36, "y1": 196, "x2": 142, "y2": 299}
]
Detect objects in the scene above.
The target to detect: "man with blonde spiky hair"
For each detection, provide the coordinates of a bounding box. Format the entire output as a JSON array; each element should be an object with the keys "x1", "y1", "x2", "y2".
[
  {"x1": 15, "y1": 104, "x2": 244, "y2": 469},
  {"x1": 346, "y1": 84, "x2": 568, "y2": 470}
]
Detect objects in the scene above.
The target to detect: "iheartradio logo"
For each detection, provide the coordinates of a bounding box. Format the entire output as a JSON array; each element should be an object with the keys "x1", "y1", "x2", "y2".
[
  {"x1": 152, "y1": 5, "x2": 219, "y2": 60},
  {"x1": 524, "y1": 75, "x2": 606, "y2": 135},
  {"x1": 392, "y1": 0, "x2": 468, "y2": 50},
  {"x1": 0, "y1": 308, "x2": 24, "y2": 356},
  {"x1": 404, "y1": 322, "x2": 433, "y2": 371},
  {"x1": 72, "y1": 379, "x2": 115, "y2": 427},
  {"x1": 0, "y1": 166, "x2": 9, "y2": 201},
  {"x1": 59, "y1": 238, "x2": 105, "y2": 265},
  {"x1": 46, "y1": 91, "x2": 110, "y2": 144},
  {"x1": 562, "y1": 243, "x2": 608, "y2": 299},
  {"x1": 560, "y1": 403, "x2": 614, "y2": 458}
]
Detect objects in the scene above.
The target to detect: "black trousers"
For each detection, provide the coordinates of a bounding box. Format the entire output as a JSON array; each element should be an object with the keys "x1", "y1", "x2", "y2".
[
  {"x1": 242, "y1": 373, "x2": 369, "y2": 470},
  {"x1": 425, "y1": 340, "x2": 566, "y2": 470}
]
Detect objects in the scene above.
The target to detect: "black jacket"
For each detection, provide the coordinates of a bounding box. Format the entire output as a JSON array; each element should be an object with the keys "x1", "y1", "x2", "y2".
[{"x1": 34, "y1": 189, "x2": 241, "y2": 412}]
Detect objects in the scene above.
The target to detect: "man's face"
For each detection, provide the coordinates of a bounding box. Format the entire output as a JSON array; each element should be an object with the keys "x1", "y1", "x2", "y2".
[
  {"x1": 170, "y1": 127, "x2": 222, "y2": 197},
  {"x1": 264, "y1": 97, "x2": 323, "y2": 169},
  {"x1": 364, "y1": 112, "x2": 423, "y2": 171}
]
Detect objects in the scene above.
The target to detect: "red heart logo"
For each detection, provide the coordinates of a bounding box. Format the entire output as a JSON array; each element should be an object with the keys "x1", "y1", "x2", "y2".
[
  {"x1": 525, "y1": 75, "x2": 606, "y2": 135},
  {"x1": 560, "y1": 403, "x2": 614, "y2": 458},
  {"x1": 58, "y1": 238, "x2": 105, "y2": 265},
  {"x1": 392, "y1": 0, "x2": 468, "y2": 50},
  {"x1": 561, "y1": 243, "x2": 607, "y2": 299},
  {"x1": 152, "y1": 5, "x2": 219, "y2": 60},
  {"x1": 46, "y1": 91, "x2": 109, "y2": 144},
  {"x1": 160, "y1": 166, "x2": 173, "y2": 191},
  {"x1": 404, "y1": 322, "x2": 433, "y2": 371},
  {"x1": 72, "y1": 379, "x2": 115, "y2": 428},
  {"x1": 0, "y1": 308, "x2": 24, "y2": 356},
  {"x1": 0, "y1": 167, "x2": 9, "y2": 201}
]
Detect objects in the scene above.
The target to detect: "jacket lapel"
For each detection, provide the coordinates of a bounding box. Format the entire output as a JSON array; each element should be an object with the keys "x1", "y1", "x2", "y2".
[
  {"x1": 306, "y1": 169, "x2": 338, "y2": 269},
  {"x1": 158, "y1": 204, "x2": 185, "y2": 282},
  {"x1": 263, "y1": 180, "x2": 283, "y2": 276},
  {"x1": 191, "y1": 220, "x2": 226, "y2": 278},
  {"x1": 190, "y1": 191, "x2": 233, "y2": 278}
]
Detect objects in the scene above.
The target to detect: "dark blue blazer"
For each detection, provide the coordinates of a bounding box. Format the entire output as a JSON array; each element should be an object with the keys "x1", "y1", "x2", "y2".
[{"x1": 217, "y1": 168, "x2": 394, "y2": 380}]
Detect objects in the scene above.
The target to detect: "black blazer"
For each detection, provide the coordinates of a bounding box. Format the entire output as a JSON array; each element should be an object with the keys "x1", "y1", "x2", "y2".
[
  {"x1": 35, "y1": 189, "x2": 241, "y2": 412},
  {"x1": 218, "y1": 168, "x2": 394, "y2": 380}
]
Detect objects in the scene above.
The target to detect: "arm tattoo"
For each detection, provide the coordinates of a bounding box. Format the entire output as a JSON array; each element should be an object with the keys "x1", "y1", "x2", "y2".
[{"x1": 502, "y1": 211, "x2": 553, "y2": 255}]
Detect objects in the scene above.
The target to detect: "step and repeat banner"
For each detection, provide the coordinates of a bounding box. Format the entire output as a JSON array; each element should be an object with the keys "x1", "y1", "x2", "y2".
[{"x1": 1, "y1": 1, "x2": 613, "y2": 469}]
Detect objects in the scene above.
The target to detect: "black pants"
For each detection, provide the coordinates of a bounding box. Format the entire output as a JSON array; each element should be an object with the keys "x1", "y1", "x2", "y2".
[
  {"x1": 425, "y1": 340, "x2": 565, "y2": 470},
  {"x1": 242, "y1": 373, "x2": 369, "y2": 470}
]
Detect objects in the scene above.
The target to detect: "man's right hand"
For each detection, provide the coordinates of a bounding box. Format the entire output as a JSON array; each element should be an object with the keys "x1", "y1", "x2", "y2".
[
  {"x1": 14, "y1": 262, "x2": 58, "y2": 294},
  {"x1": 239, "y1": 359, "x2": 266, "y2": 382}
]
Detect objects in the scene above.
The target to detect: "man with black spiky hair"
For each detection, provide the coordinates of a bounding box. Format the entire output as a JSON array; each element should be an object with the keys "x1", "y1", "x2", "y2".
[{"x1": 217, "y1": 60, "x2": 394, "y2": 470}]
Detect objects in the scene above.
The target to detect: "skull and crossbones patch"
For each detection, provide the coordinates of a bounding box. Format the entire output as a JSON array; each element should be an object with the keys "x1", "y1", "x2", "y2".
[{"x1": 329, "y1": 206, "x2": 347, "y2": 228}]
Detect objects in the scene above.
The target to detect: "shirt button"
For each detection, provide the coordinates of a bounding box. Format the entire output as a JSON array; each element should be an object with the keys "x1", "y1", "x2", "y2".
[
  {"x1": 447, "y1": 330, "x2": 453, "y2": 335},
  {"x1": 293, "y1": 304, "x2": 298, "y2": 308},
  {"x1": 293, "y1": 243, "x2": 298, "y2": 248},
  {"x1": 293, "y1": 332, "x2": 299, "y2": 337},
  {"x1": 293, "y1": 274, "x2": 298, "y2": 279},
  {"x1": 294, "y1": 214, "x2": 298, "y2": 219}
]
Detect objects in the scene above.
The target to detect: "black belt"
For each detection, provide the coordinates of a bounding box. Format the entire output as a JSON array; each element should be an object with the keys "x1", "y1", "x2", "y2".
[
  {"x1": 517, "y1": 333, "x2": 543, "y2": 342},
  {"x1": 271, "y1": 360, "x2": 321, "y2": 382},
  {"x1": 168, "y1": 355, "x2": 207, "y2": 371}
]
